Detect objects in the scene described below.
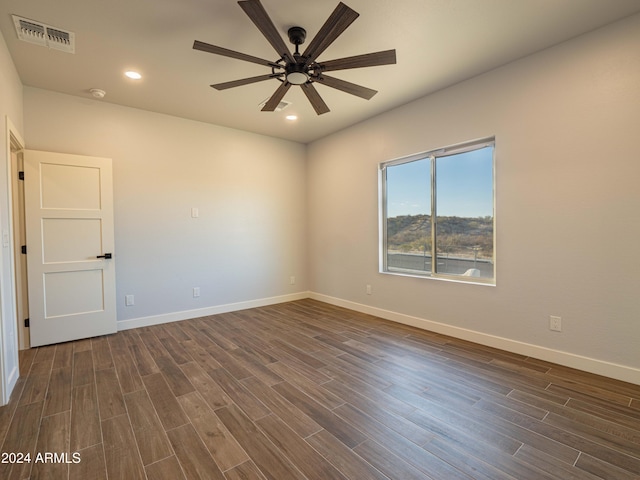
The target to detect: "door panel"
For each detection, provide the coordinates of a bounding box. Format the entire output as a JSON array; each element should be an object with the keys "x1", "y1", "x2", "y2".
[
  {"x1": 24, "y1": 150, "x2": 116, "y2": 346},
  {"x1": 40, "y1": 163, "x2": 102, "y2": 209},
  {"x1": 44, "y1": 269, "x2": 105, "y2": 317},
  {"x1": 42, "y1": 218, "x2": 102, "y2": 262}
]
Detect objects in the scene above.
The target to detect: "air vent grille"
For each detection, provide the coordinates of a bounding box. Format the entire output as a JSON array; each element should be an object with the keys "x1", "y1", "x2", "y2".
[
  {"x1": 12, "y1": 15, "x2": 75, "y2": 53},
  {"x1": 258, "y1": 98, "x2": 292, "y2": 112}
]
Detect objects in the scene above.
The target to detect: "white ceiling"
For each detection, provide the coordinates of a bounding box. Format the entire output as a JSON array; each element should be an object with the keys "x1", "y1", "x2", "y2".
[{"x1": 2, "y1": 0, "x2": 640, "y2": 144}]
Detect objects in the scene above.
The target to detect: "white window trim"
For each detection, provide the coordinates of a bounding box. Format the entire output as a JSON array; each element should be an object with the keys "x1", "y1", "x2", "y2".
[{"x1": 379, "y1": 136, "x2": 496, "y2": 285}]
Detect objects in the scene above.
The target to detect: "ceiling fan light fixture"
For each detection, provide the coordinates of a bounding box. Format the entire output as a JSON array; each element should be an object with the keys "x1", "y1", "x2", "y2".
[
  {"x1": 285, "y1": 63, "x2": 308, "y2": 85},
  {"x1": 286, "y1": 71, "x2": 308, "y2": 85}
]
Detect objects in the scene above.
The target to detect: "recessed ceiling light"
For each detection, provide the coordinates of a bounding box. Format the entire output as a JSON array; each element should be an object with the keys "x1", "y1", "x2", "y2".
[
  {"x1": 125, "y1": 70, "x2": 142, "y2": 80},
  {"x1": 285, "y1": 115, "x2": 298, "y2": 121}
]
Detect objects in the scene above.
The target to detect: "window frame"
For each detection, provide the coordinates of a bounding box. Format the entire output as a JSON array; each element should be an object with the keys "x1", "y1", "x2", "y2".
[{"x1": 379, "y1": 137, "x2": 496, "y2": 285}]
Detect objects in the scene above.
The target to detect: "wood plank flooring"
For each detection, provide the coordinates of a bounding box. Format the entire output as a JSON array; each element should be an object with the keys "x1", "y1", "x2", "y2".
[{"x1": 1, "y1": 299, "x2": 639, "y2": 479}]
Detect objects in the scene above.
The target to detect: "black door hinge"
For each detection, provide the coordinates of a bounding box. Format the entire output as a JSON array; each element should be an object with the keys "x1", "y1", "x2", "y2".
[
  {"x1": 24, "y1": 318, "x2": 29, "y2": 328},
  {"x1": 18, "y1": 171, "x2": 24, "y2": 180},
  {"x1": 21, "y1": 245, "x2": 27, "y2": 254}
]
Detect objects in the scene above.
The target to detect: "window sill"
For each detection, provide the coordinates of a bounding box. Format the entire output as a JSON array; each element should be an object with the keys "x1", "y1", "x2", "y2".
[{"x1": 381, "y1": 269, "x2": 496, "y2": 286}]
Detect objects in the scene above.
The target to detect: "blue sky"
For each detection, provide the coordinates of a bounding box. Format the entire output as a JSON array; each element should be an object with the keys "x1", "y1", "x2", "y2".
[{"x1": 386, "y1": 146, "x2": 493, "y2": 218}]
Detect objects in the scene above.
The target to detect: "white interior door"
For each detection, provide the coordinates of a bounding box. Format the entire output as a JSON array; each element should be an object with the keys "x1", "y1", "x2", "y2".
[{"x1": 24, "y1": 150, "x2": 117, "y2": 347}]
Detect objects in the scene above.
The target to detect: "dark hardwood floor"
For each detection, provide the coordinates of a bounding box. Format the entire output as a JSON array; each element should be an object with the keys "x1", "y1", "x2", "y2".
[{"x1": 1, "y1": 299, "x2": 639, "y2": 479}]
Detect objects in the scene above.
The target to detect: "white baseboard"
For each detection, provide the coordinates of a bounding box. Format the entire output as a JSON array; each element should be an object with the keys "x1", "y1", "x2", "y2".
[
  {"x1": 310, "y1": 292, "x2": 640, "y2": 386},
  {"x1": 2, "y1": 364, "x2": 19, "y2": 405},
  {"x1": 117, "y1": 291, "x2": 310, "y2": 331}
]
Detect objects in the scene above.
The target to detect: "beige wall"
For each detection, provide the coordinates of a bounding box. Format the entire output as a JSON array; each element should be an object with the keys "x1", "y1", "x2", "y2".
[
  {"x1": 23, "y1": 88, "x2": 308, "y2": 327},
  {"x1": 307, "y1": 13, "x2": 640, "y2": 383}
]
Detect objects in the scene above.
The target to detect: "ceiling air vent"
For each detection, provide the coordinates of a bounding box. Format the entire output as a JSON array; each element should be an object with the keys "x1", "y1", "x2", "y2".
[
  {"x1": 258, "y1": 98, "x2": 291, "y2": 112},
  {"x1": 12, "y1": 15, "x2": 75, "y2": 53}
]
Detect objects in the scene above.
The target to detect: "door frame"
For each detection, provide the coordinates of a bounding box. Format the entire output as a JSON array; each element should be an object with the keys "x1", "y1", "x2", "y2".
[{"x1": 1, "y1": 116, "x2": 23, "y2": 405}]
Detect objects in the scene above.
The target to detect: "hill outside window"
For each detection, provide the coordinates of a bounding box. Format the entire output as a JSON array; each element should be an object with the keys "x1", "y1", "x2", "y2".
[{"x1": 380, "y1": 138, "x2": 495, "y2": 284}]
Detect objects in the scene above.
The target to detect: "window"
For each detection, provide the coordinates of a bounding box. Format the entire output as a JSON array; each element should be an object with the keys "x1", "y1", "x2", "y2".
[{"x1": 380, "y1": 138, "x2": 495, "y2": 284}]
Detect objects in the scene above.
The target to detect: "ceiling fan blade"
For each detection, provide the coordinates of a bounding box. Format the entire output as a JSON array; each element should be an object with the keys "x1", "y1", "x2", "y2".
[
  {"x1": 193, "y1": 40, "x2": 278, "y2": 67},
  {"x1": 301, "y1": 83, "x2": 330, "y2": 115},
  {"x1": 262, "y1": 82, "x2": 292, "y2": 111},
  {"x1": 313, "y1": 75, "x2": 377, "y2": 100},
  {"x1": 238, "y1": 0, "x2": 294, "y2": 63},
  {"x1": 211, "y1": 74, "x2": 283, "y2": 90},
  {"x1": 302, "y1": 2, "x2": 359, "y2": 66},
  {"x1": 318, "y1": 49, "x2": 396, "y2": 72}
]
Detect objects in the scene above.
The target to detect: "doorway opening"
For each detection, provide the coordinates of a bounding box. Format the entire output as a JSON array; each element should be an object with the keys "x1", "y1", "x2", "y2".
[{"x1": 10, "y1": 142, "x2": 29, "y2": 350}]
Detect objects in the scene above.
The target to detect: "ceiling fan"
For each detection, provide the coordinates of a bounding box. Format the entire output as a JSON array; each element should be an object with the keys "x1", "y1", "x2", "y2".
[{"x1": 193, "y1": 0, "x2": 396, "y2": 115}]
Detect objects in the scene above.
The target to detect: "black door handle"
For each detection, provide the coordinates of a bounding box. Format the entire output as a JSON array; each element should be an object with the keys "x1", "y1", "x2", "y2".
[{"x1": 97, "y1": 253, "x2": 112, "y2": 259}]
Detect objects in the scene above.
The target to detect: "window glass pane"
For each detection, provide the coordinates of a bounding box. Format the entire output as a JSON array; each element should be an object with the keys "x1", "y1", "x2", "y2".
[
  {"x1": 435, "y1": 146, "x2": 494, "y2": 279},
  {"x1": 385, "y1": 158, "x2": 431, "y2": 273}
]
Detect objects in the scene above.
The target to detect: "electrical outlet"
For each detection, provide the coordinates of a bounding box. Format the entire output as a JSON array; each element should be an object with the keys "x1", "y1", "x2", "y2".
[
  {"x1": 125, "y1": 294, "x2": 134, "y2": 306},
  {"x1": 193, "y1": 287, "x2": 200, "y2": 298},
  {"x1": 549, "y1": 315, "x2": 562, "y2": 332},
  {"x1": 290, "y1": 276, "x2": 296, "y2": 285},
  {"x1": 366, "y1": 284, "x2": 372, "y2": 295}
]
